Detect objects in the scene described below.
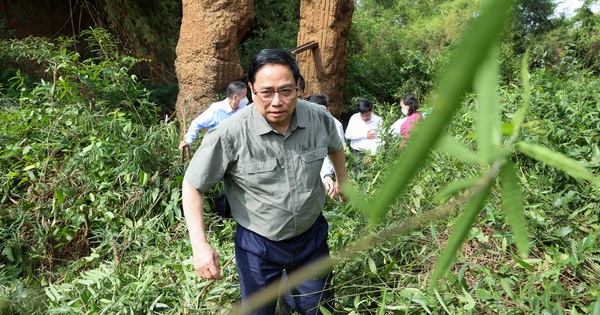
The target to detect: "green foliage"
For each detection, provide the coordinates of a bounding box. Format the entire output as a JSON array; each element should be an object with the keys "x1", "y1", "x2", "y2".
[
  {"x1": 512, "y1": 0, "x2": 557, "y2": 37},
  {"x1": 2, "y1": 1, "x2": 600, "y2": 314},
  {"x1": 345, "y1": 0, "x2": 482, "y2": 110},
  {"x1": 95, "y1": 0, "x2": 182, "y2": 81},
  {"x1": 0, "y1": 29, "x2": 184, "y2": 308},
  {"x1": 238, "y1": 0, "x2": 301, "y2": 72}
]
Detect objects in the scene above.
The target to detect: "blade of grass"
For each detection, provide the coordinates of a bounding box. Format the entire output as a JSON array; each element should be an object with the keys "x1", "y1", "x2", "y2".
[
  {"x1": 475, "y1": 45, "x2": 500, "y2": 162},
  {"x1": 517, "y1": 142, "x2": 598, "y2": 183},
  {"x1": 512, "y1": 51, "x2": 531, "y2": 136},
  {"x1": 500, "y1": 160, "x2": 529, "y2": 257},
  {"x1": 430, "y1": 169, "x2": 494, "y2": 286},
  {"x1": 434, "y1": 177, "x2": 479, "y2": 203},
  {"x1": 436, "y1": 134, "x2": 479, "y2": 164}
]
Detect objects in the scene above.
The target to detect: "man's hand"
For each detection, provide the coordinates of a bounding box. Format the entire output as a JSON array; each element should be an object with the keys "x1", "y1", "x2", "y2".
[
  {"x1": 178, "y1": 141, "x2": 190, "y2": 152},
  {"x1": 322, "y1": 175, "x2": 335, "y2": 198},
  {"x1": 332, "y1": 181, "x2": 345, "y2": 202},
  {"x1": 366, "y1": 130, "x2": 377, "y2": 139},
  {"x1": 193, "y1": 241, "x2": 222, "y2": 280}
]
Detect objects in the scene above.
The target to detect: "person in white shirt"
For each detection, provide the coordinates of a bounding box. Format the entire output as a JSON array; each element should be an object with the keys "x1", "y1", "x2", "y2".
[
  {"x1": 345, "y1": 99, "x2": 383, "y2": 156},
  {"x1": 178, "y1": 81, "x2": 249, "y2": 151},
  {"x1": 306, "y1": 94, "x2": 345, "y2": 197}
]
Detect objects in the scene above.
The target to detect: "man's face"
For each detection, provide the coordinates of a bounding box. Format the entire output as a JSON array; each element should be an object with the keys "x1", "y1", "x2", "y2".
[
  {"x1": 249, "y1": 64, "x2": 297, "y2": 132},
  {"x1": 231, "y1": 90, "x2": 248, "y2": 111},
  {"x1": 360, "y1": 111, "x2": 372, "y2": 122}
]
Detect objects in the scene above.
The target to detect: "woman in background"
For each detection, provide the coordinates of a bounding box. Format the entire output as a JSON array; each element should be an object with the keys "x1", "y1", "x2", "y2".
[{"x1": 399, "y1": 94, "x2": 422, "y2": 138}]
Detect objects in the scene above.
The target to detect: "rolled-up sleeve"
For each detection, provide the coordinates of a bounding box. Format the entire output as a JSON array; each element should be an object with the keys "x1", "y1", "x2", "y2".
[{"x1": 184, "y1": 128, "x2": 230, "y2": 193}]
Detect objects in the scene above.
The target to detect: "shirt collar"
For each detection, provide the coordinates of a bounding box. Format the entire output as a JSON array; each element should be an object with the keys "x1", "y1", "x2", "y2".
[
  {"x1": 250, "y1": 101, "x2": 305, "y2": 136},
  {"x1": 220, "y1": 98, "x2": 236, "y2": 114}
]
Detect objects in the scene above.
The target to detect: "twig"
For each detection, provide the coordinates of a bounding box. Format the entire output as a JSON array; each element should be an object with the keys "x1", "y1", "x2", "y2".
[{"x1": 192, "y1": 255, "x2": 236, "y2": 305}]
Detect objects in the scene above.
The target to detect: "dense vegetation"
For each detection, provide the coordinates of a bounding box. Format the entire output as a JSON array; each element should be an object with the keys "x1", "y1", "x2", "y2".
[{"x1": 1, "y1": 0, "x2": 600, "y2": 314}]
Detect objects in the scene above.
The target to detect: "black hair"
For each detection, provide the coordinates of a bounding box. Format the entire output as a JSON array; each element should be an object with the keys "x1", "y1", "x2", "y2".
[
  {"x1": 226, "y1": 81, "x2": 248, "y2": 98},
  {"x1": 298, "y1": 75, "x2": 306, "y2": 92},
  {"x1": 306, "y1": 94, "x2": 329, "y2": 107},
  {"x1": 401, "y1": 94, "x2": 420, "y2": 116},
  {"x1": 357, "y1": 99, "x2": 373, "y2": 113},
  {"x1": 247, "y1": 49, "x2": 301, "y2": 85}
]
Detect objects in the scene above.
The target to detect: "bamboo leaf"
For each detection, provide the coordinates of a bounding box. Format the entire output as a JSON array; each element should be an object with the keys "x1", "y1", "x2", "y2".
[
  {"x1": 513, "y1": 256, "x2": 535, "y2": 272},
  {"x1": 368, "y1": 0, "x2": 516, "y2": 222},
  {"x1": 377, "y1": 289, "x2": 387, "y2": 315},
  {"x1": 518, "y1": 142, "x2": 597, "y2": 182},
  {"x1": 593, "y1": 292, "x2": 600, "y2": 315},
  {"x1": 434, "y1": 177, "x2": 479, "y2": 203},
  {"x1": 500, "y1": 161, "x2": 529, "y2": 257},
  {"x1": 512, "y1": 51, "x2": 531, "y2": 134},
  {"x1": 430, "y1": 178, "x2": 493, "y2": 287},
  {"x1": 436, "y1": 134, "x2": 480, "y2": 164},
  {"x1": 475, "y1": 46, "x2": 500, "y2": 161},
  {"x1": 342, "y1": 182, "x2": 373, "y2": 219},
  {"x1": 367, "y1": 257, "x2": 378, "y2": 275}
]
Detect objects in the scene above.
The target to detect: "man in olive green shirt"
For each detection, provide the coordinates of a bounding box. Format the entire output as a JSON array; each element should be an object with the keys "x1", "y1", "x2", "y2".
[{"x1": 182, "y1": 49, "x2": 347, "y2": 315}]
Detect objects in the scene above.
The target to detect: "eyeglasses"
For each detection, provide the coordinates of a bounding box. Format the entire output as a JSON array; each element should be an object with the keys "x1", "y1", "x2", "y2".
[{"x1": 252, "y1": 88, "x2": 298, "y2": 101}]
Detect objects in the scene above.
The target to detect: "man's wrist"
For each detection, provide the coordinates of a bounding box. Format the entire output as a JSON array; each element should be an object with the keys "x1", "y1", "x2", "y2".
[{"x1": 323, "y1": 174, "x2": 333, "y2": 179}]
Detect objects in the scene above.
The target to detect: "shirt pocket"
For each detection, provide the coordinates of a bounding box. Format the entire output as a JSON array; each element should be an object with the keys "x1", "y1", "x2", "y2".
[
  {"x1": 299, "y1": 147, "x2": 328, "y2": 190},
  {"x1": 242, "y1": 158, "x2": 279, "y2": 192}
]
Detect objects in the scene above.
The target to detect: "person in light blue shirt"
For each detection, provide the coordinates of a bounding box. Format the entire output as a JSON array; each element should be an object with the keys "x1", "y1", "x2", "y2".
[
  {"x1": 178, "y1": 81, "x2": 248, "y2": 151},
  {"x1": 179, "y1": 81, "x2": 248, "y2": 219}
]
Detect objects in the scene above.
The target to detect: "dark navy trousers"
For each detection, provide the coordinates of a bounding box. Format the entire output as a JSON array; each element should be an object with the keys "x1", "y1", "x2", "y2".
[{"x1": 234, "y1": 214, "x2": 333, "y2": 315}]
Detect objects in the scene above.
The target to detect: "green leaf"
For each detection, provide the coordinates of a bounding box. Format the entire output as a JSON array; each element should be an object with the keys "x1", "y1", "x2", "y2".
[
  {"x1": 1, "y1": 247, "x2": 14, "y2": 262},
  {"x1": 433, "y1": 289, "x2": 451, "y2": 314},
  {"x1": 434, "y1": 177, "x2": 479, "y2": 203},
  {"x1": 501, "y1": 123, "x2": 516, "y2": 136},
  {"x1": 367, "y1": 257, "x2": 377, "y2": 275},
  {"x1": 513, "y1": 256, "x2": 535, "y2": 272},
  {"x1": 593, "y1": 292, "x2": 600, "y2": 315},
  {"x1": 54, "y1": 189, "x2": 65, "y2": 206},
  {"x1": 377, "y1": 289, "x2": 387, "y2": 315},
  {"x1": 474, "y1": 45, "x2": 500, "y2": 162},
  {"x1": 319, "y1": 306, "x2": 333, "y2": 315},
  {"x1": 500, "y1": 161, "x2": 529, "y2": 257},
  {"x1": 512, "y1": 51, "x2": 531, "y2": 135},
  {"x1": 553, "y1": 226, "x2": 573, "y2": 237},
  {"x1": 430, "y1": 178, "x2": 493, "y2": 287},
  {"x1": 458, "y1": 288, "x2": 476, "y2": 311},
  {"x1": 23, "y1": 164, "x2": 36, "y2": 171},
  {"x1": 342, "y1": 182, "x2": 374, "y2": 221},
  {"x1": 517, "y1": 142, "x2": 597, "y2": 182},
  {"x1": 436, "y1": 134, "x2": 480, "y2": 164}
]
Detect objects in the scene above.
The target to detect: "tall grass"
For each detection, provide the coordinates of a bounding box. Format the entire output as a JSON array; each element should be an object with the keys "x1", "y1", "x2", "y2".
[{"x1": 1, "y1": 0, "x2": 600, "y2": 313}]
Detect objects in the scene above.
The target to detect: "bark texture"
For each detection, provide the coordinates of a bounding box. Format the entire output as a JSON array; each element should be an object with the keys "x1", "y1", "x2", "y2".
[
  {"x1": 175, "y1": 0, "x2": 254, "y2": 131},
  {"x1": 296, "y1": 0, "x2": 354, "y2": 117}
]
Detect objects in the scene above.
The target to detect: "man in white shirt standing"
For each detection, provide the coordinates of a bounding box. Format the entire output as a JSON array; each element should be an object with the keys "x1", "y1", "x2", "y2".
[{"x1": 178, "y1": 81, "x2": 249, "y2": 151}]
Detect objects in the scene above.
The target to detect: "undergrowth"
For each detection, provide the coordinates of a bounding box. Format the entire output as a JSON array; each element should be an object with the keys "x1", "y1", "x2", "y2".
[{"x1": 1, "y1": 24, "x2": 599, "y2": 315}]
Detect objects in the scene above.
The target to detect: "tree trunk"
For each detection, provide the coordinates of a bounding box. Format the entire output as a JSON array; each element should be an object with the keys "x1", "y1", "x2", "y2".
[
  {"x1": 175, "y1": 0, "x2": 254, "y2": 134},
  {"x1": 296, "y1": 0, "x2": 354, "y2": 117}
]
